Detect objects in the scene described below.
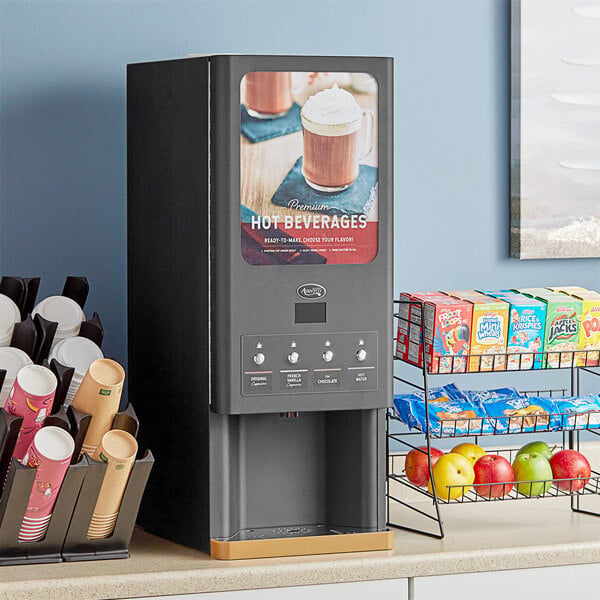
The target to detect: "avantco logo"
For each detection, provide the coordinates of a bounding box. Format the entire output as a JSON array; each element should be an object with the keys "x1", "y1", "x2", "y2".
[{"x1": 297, "y1": 283, "x2": 327, "y2": 300}]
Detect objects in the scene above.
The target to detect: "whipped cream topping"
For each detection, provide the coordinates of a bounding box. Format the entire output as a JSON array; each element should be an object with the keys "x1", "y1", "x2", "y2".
[{"x1": 301, "y1": 84, "x2": 363, "y2": 136}]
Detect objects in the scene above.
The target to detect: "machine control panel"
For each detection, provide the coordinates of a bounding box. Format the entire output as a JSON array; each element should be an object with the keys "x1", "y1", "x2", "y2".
[{"x1": 241, "y1": 332, "x2": 378, "y2": 396}]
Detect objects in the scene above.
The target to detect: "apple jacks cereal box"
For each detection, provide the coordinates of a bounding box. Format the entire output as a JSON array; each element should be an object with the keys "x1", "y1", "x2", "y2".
[
  {"x1": 487, "y1": 292, "x2": 546, "y2": 370},
  {"x1": 448, "y1": 292, "x2": 509, "y2": 372},
  {"x1": 524, "y1": 292, "x2": 582, "y2": 368},
  {"x1": 422, "y1": 296, "x2": 472, "y2": 374}
]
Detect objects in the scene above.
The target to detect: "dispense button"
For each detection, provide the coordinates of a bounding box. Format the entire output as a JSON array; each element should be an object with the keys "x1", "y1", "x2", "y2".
[
  {"x1": 322, "y1": 350, "x2": 334, "y2": 363},
  {"x1": 253, "y1": 353, "x2": 265, "y2": 365},
  {"x1": 356, "y1": 349, "x2": 367, "y2": 362},
  {"x1": 287, "y1": 351, "x2": 299, "y2": 364}
]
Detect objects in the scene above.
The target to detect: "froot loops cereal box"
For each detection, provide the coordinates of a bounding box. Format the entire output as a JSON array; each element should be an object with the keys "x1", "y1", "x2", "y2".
[
  {"x1": 422, "y1": 296, "x2": 472, "y2": 374},
  {"x1": 447, "y1": 292, "x2": 509, "y2": 372}
]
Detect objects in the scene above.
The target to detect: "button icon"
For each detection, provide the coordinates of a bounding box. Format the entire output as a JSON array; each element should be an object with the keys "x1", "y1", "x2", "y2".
[
  {"x1": 287, "y1": 351, "x2": 299, "y2": 364},
  {"x1": 356, "y1": 349, "x2": 367, "y2": 362},
  {"x1": 253, "y1": 353, "x2": 265, "y2": 365},
  {"x1": 322, "y1": 350, "x2": 334, "y2": 363}
]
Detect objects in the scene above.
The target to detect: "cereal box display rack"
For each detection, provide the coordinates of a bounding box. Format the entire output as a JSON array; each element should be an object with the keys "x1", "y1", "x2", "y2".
[{"x1": 388, "y1": 287, "x2": 600, "y2": 539}]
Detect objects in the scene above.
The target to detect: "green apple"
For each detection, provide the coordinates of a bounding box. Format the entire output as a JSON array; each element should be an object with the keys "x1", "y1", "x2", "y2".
[
  {"x1": 516, "y1": 441, "x2": 553, "y2": 460},
  {"x1": 512, "y1": 452, "x2": 553, "y2": 497}
]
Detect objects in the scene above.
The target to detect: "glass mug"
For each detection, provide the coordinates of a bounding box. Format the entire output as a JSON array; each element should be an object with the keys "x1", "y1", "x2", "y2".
[
  {"x1": 301, "y1": 85, "x2": 375, "y2": 192},
  {"x1": 243, "y1": 71, "x2": 293, "y2": 119}
]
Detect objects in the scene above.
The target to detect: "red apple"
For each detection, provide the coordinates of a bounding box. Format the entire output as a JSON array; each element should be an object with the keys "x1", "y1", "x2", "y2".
[
  {"x1": 549, "y1": 449, "x2": 591, "y2": 492},
  {"x1": 405, "y1": 446, "x2": 444, "y2": 487},
  {"x1": 473, "y1": 454, "x2": 514, "y2": 498}
]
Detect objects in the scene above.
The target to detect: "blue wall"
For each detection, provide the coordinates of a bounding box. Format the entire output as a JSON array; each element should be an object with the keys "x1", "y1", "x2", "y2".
[{"x1": 1, "y1": 0, "x2": 599, "y2": 369}]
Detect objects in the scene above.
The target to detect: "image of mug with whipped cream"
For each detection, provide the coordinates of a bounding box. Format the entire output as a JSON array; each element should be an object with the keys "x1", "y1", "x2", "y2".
[{"x1": 300, "y1": 84, "x2": 375, "y2": 192}]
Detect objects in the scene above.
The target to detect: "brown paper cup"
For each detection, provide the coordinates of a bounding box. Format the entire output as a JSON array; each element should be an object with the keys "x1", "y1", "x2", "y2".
[
  {"x1": 72, "y1": 359, "x2": 125, "y2": 457},
  {"x1": 87, "y1": 429, "x2": 137, "y2": 539}
]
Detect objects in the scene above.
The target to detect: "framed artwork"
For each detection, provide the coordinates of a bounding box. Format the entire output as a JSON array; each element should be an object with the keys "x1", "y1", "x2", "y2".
[{"x1": 511, "y1": 0, "x2": 600, "y2": 259}]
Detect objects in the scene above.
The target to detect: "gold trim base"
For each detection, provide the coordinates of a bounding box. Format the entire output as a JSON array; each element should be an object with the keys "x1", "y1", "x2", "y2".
[{"x1": 211, "y1": 530, "x2": 394, "y2": 560}]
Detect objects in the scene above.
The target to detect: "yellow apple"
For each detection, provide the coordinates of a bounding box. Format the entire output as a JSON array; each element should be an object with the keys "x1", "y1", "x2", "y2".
[
  {"x1": 451, "y1": 442, "x2": 486, "y2": 465},
  {"x1": 428, "y1": 453, "x2": 475, "y2": 500}
]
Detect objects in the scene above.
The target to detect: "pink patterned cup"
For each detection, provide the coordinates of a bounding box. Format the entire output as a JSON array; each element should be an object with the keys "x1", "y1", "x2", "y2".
[
  {"x1": 5, "y1": 365, "x2": 57, "y2": 460},
  {"x1": 18, "y1": 426, "x2": 75, "y2": 542}
]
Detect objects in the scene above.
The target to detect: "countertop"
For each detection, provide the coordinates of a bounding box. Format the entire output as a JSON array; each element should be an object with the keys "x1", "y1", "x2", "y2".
[{"x1": 2, "y1": 496, "x2": 600, "y2": 599}]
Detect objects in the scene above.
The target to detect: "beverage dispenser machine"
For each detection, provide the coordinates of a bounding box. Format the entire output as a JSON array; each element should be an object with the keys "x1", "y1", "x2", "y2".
[{"x1": 127, "y1": 55, "x2": 393, "y2": 559}]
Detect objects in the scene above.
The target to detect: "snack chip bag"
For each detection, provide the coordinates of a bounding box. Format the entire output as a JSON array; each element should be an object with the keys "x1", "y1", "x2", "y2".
[
  {"x1": 553, "y1": 395, "x2": 600, "y2": 430},
  {"x1": 480, "y1": 395, "x2": 560, "y2": 434},
  {"x1": 463, "y1": 387, "x2": 521, "y2": 403}
]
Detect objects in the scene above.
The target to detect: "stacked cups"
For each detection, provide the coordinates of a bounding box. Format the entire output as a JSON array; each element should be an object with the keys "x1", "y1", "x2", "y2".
[
  {"x1": 5, "y1": 365, "x2": 57, "y2": 460},
  {"x1": 88, "y1": 429, "x2": 138, "y2": 539},
  {"x1": 72, "y1": 359, "x2": 125, "y2": 457},
  {"x1": 48, "y1": 336, "x2": 103, "y2": 405},
  {"x1": 0, "y1": 347, "x2": 34, "y2": 406},
  {"x1": 18, "y1": 426, "x2": 75, "y2": 542},
  {"x1": 0, "y1": 293, "x2": 21, "y2": 347},
  {"x1": 32, "y1": 296, "x2": 85, "y2": 354}
]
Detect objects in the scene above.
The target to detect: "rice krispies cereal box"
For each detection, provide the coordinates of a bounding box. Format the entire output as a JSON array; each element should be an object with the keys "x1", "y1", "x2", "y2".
[
  {"x1": 422, "y1": 296, "x2": 472, "y2": 374},
  {"x1": 448, "y1": 292, "x2": 509, "y2": 372},
  {"x1": 487, "y1": 292, "x2": 546, "y2": 370},
  {"x1": 569, "y1": 292, "x2": 600, "y2": 367},
  {"x1": 523, "y1": 292, "x2": 582, "y2": 368}
]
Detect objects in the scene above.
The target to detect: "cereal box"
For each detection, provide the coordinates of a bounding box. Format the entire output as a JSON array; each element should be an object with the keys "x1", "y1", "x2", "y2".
[
  {"x1": 569, "y1": 292, "x2": 600, "y2": 367},
  {"x1": 523, "y1": 292, "x2": 582, "y2": 368},
  {"x1": 448, "y1": 292, "x2": 509, "y2": 372},
  {"x1": 422, "y1": 296, "x2": 473, "y2": 374},
  {"x1": 546, "y1": 286, "x2": 591, "y2": 294},
  {"x1": 398, "y1": 291, "x2": 447, "y2": 325},
  {"x1": 395, "y1": 318, "x2": 425, "y2": 365},
  {"x1": 486, "y1": 292, "x2": 546, "y2": 370}
]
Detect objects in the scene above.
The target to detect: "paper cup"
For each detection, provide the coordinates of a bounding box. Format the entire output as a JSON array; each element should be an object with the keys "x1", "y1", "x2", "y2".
[
  {"x1": 18, "y1": 425, "x2": 75, "y2": 542},
  {"x1": 87, "y1": 429, "x2": 137, "y2": 539},
  {"x1": 72, "y1": 359, "x2": 125, "y2": 456},
  {"x1": 0, "y1": 347, "x2": 34, "y2": 406},
  {"x1": 5, "y1": 365, "x2": 57, "y2": 460}
]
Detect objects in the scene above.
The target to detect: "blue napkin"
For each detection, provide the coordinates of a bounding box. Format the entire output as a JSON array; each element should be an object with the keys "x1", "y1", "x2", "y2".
[
  {"x1": 271, "y1": 157, "x2": 378, "y2": 217},
  {"x1": 241, "y1": 103, "x2": 302, "y2": 143}
]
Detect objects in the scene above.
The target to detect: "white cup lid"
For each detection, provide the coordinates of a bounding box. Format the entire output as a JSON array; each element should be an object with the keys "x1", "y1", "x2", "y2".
[
  {"x1": 33, "y1": 426, "x2": 75, "y2": 461},
  {"x1": 0, "y1": 294, "x2": 20, "y2": 333},
  {"x1": 0, "y1": 347, "x2": 34, "y2": 379},
  {"x1": 32, "y1": 296, "x2": 85, "y2": 335},
  {"x1": 57, "y1": 336, "x2": 103, "y2": 377},
  {"x1": 16, "y1": 364, "x2": 57, "y2": 396}
]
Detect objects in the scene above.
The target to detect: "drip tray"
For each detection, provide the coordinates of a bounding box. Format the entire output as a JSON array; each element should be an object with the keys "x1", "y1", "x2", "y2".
[
  {"x1": 210, "y1": 525, "x2": 393, "y2": 560},
  {"x1": 215, "y1": 523, "x2": 380, "y2": 542}
]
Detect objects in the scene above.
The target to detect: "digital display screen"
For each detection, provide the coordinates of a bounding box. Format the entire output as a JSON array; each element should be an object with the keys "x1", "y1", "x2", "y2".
[{"x1": 295, "y1": 302, "x2": 326, "y2": 324}]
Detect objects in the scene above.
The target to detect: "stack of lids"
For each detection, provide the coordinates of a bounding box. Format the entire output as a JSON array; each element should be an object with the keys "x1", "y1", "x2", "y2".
[
  {"x1": 0, "y1": 294, "x2": 21, "y2": 347},
  {"x1": 32, "y1": 296, "x2": 85, "y2": 353},
  {"x1": 0, "y1": 347, "x2": 34, "y2": 406},
  {"x1": 48, "y1": 336, "x2": 103, "y2": 405}
]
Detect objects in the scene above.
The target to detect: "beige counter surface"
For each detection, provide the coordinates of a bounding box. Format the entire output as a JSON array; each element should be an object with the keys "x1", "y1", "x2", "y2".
[{"x1": 1, "y1": 496, "x2": 600, "y2": 599}]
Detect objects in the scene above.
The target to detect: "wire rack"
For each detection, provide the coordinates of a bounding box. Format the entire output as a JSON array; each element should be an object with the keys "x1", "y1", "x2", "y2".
[{"x1": 387, "y1": 299, "x2": 600, "y2": 539}]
